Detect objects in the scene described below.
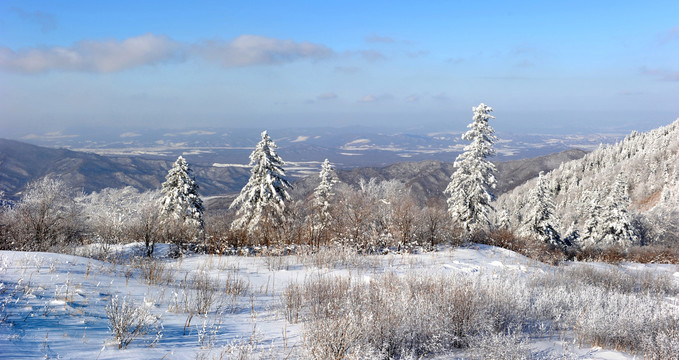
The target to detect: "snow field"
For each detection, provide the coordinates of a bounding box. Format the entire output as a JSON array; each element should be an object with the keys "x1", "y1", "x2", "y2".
[{"x1": 1, "y1": 244, "x2": 678, "y2": 359}]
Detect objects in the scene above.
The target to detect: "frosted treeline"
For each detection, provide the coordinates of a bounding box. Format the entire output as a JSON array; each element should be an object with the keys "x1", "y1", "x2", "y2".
[{"x1": 498, "y1": 119, "x2": 679, "y2": 247}]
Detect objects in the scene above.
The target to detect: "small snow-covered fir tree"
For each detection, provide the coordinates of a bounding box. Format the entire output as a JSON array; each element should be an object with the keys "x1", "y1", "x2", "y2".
[
  {"x1": 230, "y1": 131, "x2": 292, "y2": 241},
  {"x1": 497, "y1": 209, "x2": 512, "y2": 230},
  {"x1": 309, "y1": 159, "x2": 337, "y2": 246},
  {"x1": 444, "y1": 103, "x2": 497, "y2": 234},
  {"x1": 521, "y1": 172, "x2": 563, "y2": 247},
  {"x1": 314, "y1": 159, "x2": 337, "y2": 225},
  {"x1": 160, "y1": 156, "x2": 204, "y2": 250}
]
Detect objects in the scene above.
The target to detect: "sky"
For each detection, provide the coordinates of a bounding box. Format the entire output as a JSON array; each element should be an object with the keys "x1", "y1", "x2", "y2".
[{"x1": 1, "y1": 1, "x2": 678, "y2": 137}]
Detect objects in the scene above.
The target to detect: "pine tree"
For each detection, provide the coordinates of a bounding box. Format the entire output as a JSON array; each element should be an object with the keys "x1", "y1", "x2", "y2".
[
  {"x1": 444, "y1": 103, "x2": 497, "y2": 234},
  {"x1": 581, "y1": 176, "x2": 639, "y2": 249},
  {"x1": 159, "y1": 156, "x2": 204, "y2": 251},
  {"x1": 314, "y1": 160, "x2": 336, "y2": 225},
  {"x1": 600, "y1": 174, "x2": 638, "y2": 248},
  {"x1": 497, "y1": 209, "x2": 511, "y2": 230},
  {"x1": 521, "y1": 172, "x2": 563, "y2": 247},
  {"x1": 230, "y1": 131, "x2": 292, "y2": 241},
  {"x1": 310, "y1": 159, "x2": 337, "y2": 246},
  {"x1": 580, "y1": 189, "x2": 604, "y2": 249}
]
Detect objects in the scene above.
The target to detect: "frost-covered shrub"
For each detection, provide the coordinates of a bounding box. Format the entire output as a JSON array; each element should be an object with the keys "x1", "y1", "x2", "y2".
[
  {"x1": 642, "y1": 316, "x2": 679, "y2": 360},
  {"x1": 78, "y1": 187, "x2": 162, "y2": 256},
  {"x1": 293, "y1": 262, "x2": 679, "y2": 358},
  {"x1": 563, "y1": 265, "x2": 677, "y2": 295},
  {"x1": 467, "y1": 330, "x2": 533, "y2": 360},
  {"x1": 2, "y1": 178, "x2": 82, "y2": 251},
  {"x1": 530, "y1": 264, "x2": 678, "y2": 353},
  {"x1": 296, "y1": 273, "x2": 531, "y2": 359},
  {"x1": 106, "y1": 295, "x2": 162, "y2": 349}
]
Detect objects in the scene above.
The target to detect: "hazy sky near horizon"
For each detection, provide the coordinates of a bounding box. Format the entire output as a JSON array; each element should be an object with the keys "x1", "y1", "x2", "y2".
[{"x1": 1, "y1": 1, "x2": 678, "y2": 137}]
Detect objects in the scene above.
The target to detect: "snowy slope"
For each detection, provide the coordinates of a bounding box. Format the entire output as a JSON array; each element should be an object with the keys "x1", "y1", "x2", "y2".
[
  {"x1": 498, "y1": 119, "x2": 679, "y2": 244},
  {"x1": 1, "y1": 245, "x2": 677, "y2": 359}
]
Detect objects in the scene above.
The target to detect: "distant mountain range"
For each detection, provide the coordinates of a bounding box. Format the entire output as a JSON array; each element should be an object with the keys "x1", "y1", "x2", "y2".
[
  {"x1": 1, "y1": 138, "x2": 586, "y2": 210},
  {"x1": 291, "y1": 149, "x2": 587, "y2": 205},
  {"x1": 12, "y1": 126, "x2": 623, "y2": 170},
  {"x1": 0, "y1": 139, "x2": 249, "y2": 200}
]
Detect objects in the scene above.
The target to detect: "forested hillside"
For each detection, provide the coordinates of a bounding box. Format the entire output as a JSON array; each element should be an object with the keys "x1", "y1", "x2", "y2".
[{"x1": 498, "y1": 119, "x2": 679, "y2": 247}]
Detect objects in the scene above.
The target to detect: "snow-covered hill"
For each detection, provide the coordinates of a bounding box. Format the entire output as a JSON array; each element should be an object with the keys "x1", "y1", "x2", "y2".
[
  {"x1": 498, "y1": 119, "x2": 679, "y2": 246},
  {"x1": 1, "y1": 245, "x2": 677, "y2": 359}
]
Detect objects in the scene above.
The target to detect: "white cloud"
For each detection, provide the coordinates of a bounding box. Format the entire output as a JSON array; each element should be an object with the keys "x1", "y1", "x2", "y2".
[
  {"x1": 406, "y1": 50, "x2": 429, "y2": 58},
  {"x1": 0, "y1": 33, "x2": 334, "y2": 74},
  {"x1": 317, "y1": 92, "x2": 338, "y2": 100},
  {"x1": 196, "y1": 35, "x2": 333, "y2": 67},
  {"x1": 358, "y1": 49, "x2": 387, "y2": 62},
  {"x1": 358, "y1": 94, "x2": 393, "y2": 103},
  {"x1": 0, "y1": 33, "x2": 182, "y2": 73}
]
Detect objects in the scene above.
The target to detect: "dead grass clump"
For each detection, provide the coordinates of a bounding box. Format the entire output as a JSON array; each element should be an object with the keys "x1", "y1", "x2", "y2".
[{"x1": 132, "y1": 257, "x2": 174, "y2": 286}]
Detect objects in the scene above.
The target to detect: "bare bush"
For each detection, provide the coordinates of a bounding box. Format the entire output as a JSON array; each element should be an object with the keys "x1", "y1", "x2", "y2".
[
  {"x1": 295, "y1": 273, "x2": 530, "y2": 359},
  {"x1": 106, "y1": 295, "x2": 162, "y2": 349},
  {"x1": 296, "y1": 246, "x2": 379, "y2": 270},
  {"x1": 132, "y1": 257, "x2": 173, "y2": 286},
  {"x1": 2, "y1": 178, "x2": 82, "y2": 251},
  {"x1": 467, "y1": 330, "x2": 533, "y2": 360},
  {"x1": 292, "y1": 263, "x2": 679, "y2": 358},
  {"x1": 563, "y1": 265, "x2": 677, "y2": 295}
]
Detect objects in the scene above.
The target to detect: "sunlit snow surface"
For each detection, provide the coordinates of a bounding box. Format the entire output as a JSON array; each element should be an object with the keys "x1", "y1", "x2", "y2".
[{"x1": 1, "y1": 244, "x2": 677, "y2": 359}]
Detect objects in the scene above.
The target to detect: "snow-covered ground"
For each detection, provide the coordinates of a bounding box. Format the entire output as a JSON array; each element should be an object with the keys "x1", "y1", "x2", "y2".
[{"x1": 1, "y1": 244, "x2": 677, "y2": 359}]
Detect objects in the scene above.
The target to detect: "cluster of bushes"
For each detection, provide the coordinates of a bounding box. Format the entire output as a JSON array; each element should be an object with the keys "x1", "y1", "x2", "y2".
[
  {"x1": 0, "y1": 178, "x2": 458, "y2": 256},
  {"x1": 1, "y1": 177, "x2": 677, "y2": 265},
  {"x1": 284, "y1": 266, "x2": 679, "y2": 359}
]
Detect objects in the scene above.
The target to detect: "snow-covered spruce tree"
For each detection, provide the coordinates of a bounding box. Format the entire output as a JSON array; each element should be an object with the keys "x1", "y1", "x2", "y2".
[
  {"x1": 581, "y1": 189, "x2": 604, "y2": 249},
  {"x1": 159, "y1": 156, "x2": 204, "y2": 254},
  {"x1": 599, "y1": 174, "x2": 639, "y2": 248},
  {"x1": 230, "y1": 131, "x2": 292, "y2": 245},
  {"x1": 497, "y1": 209, "x2": 511, "y2": 231},
  {"x1": 311, "y1": 159, "x2": 337, "y2": 247},
  {"x1": 520, "y1": 172, "x2": 566, "y2": 248},
  {"x1": 444, "y1": 103, "x2": 498, "y2": 235},
  {"x1": 580, "y1": 176, "x2": 639, "y2": 250}
]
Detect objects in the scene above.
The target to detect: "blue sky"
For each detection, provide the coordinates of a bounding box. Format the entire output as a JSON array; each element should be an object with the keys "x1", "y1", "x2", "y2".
[{"x1": 1, "y1": 1, "x2": 678, "y2": 136}]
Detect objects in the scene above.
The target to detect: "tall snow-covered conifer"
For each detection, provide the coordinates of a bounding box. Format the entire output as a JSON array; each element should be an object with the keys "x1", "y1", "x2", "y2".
[
  {"x1": 600, "y1": 175, "x2": 638, "y2": 248},
  {"x1": 160, "y1": 156, "x2": 204, "y2": 249},
  {"x1": 581, "y1": 176, "x2": 639, "y2": 249},
  {"x1": 313, "y1": 159, "x2": 337, "y2": 225},
  {"x1": 230, "y1": 131, "x2": 292, "y2": 237},
  {"x1": 310, "y1": 159, "x2": 337, "y2": 246},
  {"x1": 521, "y1": 172, "x2": 563, "y2": 247},
  {"x1": 444, "y1": 103, "x2": 497, "y2": 234},
  {"x1": 581, "y1": 189, "x2": 604, "y2": 249}
]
